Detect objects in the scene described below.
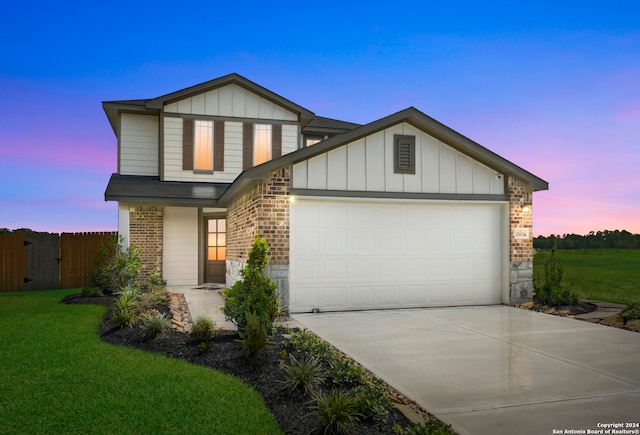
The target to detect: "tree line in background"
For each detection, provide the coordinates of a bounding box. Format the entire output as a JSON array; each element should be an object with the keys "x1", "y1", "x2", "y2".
[{"x1": 534, "y1": 230, "x2": 640, "y2": 250}]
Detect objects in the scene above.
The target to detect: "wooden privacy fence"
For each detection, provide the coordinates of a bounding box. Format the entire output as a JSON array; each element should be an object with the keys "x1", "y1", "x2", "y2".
[{"x1": 0, "y1": 232, "x2": 117, "y2": 292}]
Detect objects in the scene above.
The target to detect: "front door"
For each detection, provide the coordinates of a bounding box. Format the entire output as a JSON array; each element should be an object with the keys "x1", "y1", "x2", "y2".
[{"x1": 206, "y1": 218, "x2": 226, "y2": 283}]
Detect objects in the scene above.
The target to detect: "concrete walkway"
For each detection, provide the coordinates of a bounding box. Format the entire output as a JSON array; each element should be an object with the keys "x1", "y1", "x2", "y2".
[{"x1": 294, "y1": 306, "x2": 640, "y2": 435}]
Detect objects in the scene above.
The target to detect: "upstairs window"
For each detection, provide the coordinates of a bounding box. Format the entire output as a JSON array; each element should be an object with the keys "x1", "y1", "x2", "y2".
[
  {"x1": 194, "y1": 120, "x2": 213, "y2": 171},
  {"x1": 394, "y1": 134, "x2": 416, "y2": 174},
  {"x1": 243, "y1": 123, "x2": 282, "y2": 169},
  {"x1": 183, "y1": 118, "x2": 224, "y2": 172},
  {"x1": 253, "y1": 124, "x2": 272, "y2": 166}
]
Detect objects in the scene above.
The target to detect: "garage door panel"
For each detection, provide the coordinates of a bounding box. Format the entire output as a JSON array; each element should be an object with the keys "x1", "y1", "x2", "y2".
[
  {"x1": 295, "y1": 231, "x2": 319, "y2": 254},
  {"x1": 402, "y1": 258, "x2": 428, "y2": 280},
  {"x1": 291, "y1": 259, "x2": 319, "y2": 281},
  {"x1": 348, "y1": 286, "x2": 375, "y2": 309},
  {"x1": 403, "y1": 284, "x2": 428, "y2": 305},
  {"x1": 377, "y1": 231, "x2": 401, "y2": 254},
  {"x1": 321, "y1": 258, "x2": 348, "y2": 281},
  {"x1": 349, "y1": 258, "x2": 375, "y2": 281},
  {"x1": 375, "y1": 285, "x2": 401, "y2": 307},
  {"x1": 323, "y1": 205, "x2": 347, "y2": 226},
  {"x1": 374, "y1": 257, "x2": 401, "y2": 281},
  {"x1": 321, "y1": 231, "x2": 348, "y2": 254},
  {"x1": 291, "y1": 285, "x2": 319, "y2": 311},
  {"x1": 350, "y1": 231, "x2": 375, "y2": 253},
  {"x1": 321, "y1": 286, "x2": 349, "y2": 310},
  {"x1": 290, "y1": 199, "x2": 505, "y2": 313}
]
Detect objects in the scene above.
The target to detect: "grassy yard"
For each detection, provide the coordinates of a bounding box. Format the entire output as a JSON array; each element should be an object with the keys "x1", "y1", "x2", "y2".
[
  {"x1": 0, "y1": 289, "x2": 282, "y2": 435},
  {"x1": 534, "y1": 249, "x2": 640, "y2": 305}
]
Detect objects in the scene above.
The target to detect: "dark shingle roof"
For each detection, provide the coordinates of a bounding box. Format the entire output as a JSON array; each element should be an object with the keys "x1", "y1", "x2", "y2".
[
  {"x1": 105, "y1": 174, "x2": 229, "y2": 205},
  {"x1": 303, "y1": 116, "x2": 361, "y2": 136}
]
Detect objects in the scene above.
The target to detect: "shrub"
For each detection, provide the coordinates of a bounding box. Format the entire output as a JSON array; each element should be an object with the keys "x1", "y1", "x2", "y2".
[
  {"x1": 309, "y1": 388, "x2": 362, "y2": 435},
  {"x1": 140, "y1": 310, "x2": 172, "y2": 341},
  {"x1": 288, "y1": 330, "x2": 392, "y2": 419},
  {"x1": 90, "y1": 235, "x2": 142, "y2": 294},
  {"x1": 237, "y1": 311, "x2": 270, "y2": 357},
  {"x1": 139, "y1": 286, "x2": 170, "y2": 312},
  {"x1": 191, "y1": 314, "x2": 217, "y2": 342},
  {"x1": 81, "y1": 287, "x2": 103, "y2": 297},
  {"x1": 620, "y1": 302, "x2": 640, "y2": 325},
  {"x1": 223, "y1": 236, "x2": 278, "y2": 332},
  {"x1": 145, "y1": 270, "x2": 167, "y2": 292},
  {"x1": 403, "y1": 419, "x2": 456, "y2": 435},
  {"x1": 353, "y1": 378, "x2": 392, "y2": 420},
  {"x1": 281, "y1": 354, "x2": 326, "y2": 395},
  {"x1": 111, "y1": 286, "x2": 140, "y2": 328},
  {"x1": 534, "y1": 242, "x2": 580, "y2": 306}
]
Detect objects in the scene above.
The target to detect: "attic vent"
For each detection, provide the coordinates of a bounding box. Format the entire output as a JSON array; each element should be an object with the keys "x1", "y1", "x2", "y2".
[{"x1": 394, "y1": 135, "x2": 416, "y2": 174}]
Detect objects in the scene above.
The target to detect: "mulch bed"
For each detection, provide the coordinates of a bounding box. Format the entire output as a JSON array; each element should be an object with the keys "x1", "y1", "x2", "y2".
[{"x1": 62, "y1": 293, "x2": 425, "y2": 434}]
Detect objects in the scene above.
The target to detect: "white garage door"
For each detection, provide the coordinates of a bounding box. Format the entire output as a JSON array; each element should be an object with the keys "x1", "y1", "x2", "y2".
[{"x1": 289, "y1": 198, "x2": 506, "y2": 313}]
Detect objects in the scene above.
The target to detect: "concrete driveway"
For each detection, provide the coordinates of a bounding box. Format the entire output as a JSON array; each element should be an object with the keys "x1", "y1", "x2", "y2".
[{"x1": 293, "y1": 306, "x2": 640, "y2": 435}]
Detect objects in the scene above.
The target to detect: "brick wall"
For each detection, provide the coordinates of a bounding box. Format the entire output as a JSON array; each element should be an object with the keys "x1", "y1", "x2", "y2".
[
  {"x1": 508, "y1": 177, "x2": 534, "y2": 262},
  {"x1": 508, "y1": 176, "x2": 534, "y2": 303},
  {"x1": 227, "y1": 166, "x2": 290, "y2": 264},
  {"x1": 226, "y1": 166, "x2": 291, "y2": 305},
  {"x1": 129, "y1": 205, "x2": 163, "y2": 280}
]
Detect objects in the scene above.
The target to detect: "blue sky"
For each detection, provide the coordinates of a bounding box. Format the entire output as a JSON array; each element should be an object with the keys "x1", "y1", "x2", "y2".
[{"x1": 1, "y1": 1, "x2": 639, "y2": 235}]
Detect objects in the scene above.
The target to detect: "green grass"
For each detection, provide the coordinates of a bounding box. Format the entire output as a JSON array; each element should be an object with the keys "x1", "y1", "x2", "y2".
[
  {"x1": 0, "y1": 289, "x2": 282, "y2": 435},
  {"x1": 534, "y1": 250, "x2": 640, "y2": 305}
]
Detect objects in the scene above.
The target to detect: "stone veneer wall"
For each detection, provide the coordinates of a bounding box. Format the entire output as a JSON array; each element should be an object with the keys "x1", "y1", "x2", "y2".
[
  {"x1": 128, "y1": 205, "x2": 163, "y2": 280},
  {"x1": 226, "y1": 167, "x2": 291, "y2": 306},
  {"x1": 508, "y1": 177, "x2": 534, "y2": 304}
]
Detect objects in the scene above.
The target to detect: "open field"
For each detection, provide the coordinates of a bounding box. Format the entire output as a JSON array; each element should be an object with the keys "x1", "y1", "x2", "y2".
[
  {"x1": 0, "y1": 289, "x2": 281, "y2": 435},
  {"x1": 534, "y1": 249, "x2": 640, "y2": 305}
]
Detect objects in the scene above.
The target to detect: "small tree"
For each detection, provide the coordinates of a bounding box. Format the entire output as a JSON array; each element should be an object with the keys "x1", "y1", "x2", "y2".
[
  {"x1": 223, "y1": 236, "x2": 278, "y2": 332},
  {"x1": 90, "y1": 235, "x2": 142, "y2": 294},
  {"x1": 534, "y1": 241, "x2": 579, "y2": 306}
]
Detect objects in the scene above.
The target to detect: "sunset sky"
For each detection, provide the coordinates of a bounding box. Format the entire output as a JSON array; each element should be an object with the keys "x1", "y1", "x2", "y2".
[{"x1": 1, "y1": 1, "x2": 638, "y2": 236}]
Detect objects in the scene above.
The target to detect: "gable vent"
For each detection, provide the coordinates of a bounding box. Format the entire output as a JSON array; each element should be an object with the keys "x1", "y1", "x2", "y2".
[{"x1": 394, "y1": 135, "x2": 416, "y2": 174}]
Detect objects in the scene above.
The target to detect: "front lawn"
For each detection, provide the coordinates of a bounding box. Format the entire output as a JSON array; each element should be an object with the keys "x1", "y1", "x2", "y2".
[
  {"x1": 534, "y1": 249, "x2": 640, "y2": 305},
  {"x1": 0, "y1": 289, "x2": 281, "y2": 435}
]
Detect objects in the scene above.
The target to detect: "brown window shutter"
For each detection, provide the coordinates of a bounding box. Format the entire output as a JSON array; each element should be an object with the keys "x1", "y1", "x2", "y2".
[
  {"x1": 214, "y1": 120, "x2": 225, "y2": 171},
  {"x1": 243, "y1": 122, "x2": 253, "y2": 170},
  {"x1": 272, "y1": 124, "x2": 282, "y2": 158},
  {"x1": 183, "y1": 118, "x2": 194, "y2": 170}
]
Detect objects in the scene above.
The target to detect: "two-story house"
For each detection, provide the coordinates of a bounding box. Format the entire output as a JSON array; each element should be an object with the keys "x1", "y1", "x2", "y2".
[{"x1": 103, "y1": 73, "x2": 548, "y2": 313}]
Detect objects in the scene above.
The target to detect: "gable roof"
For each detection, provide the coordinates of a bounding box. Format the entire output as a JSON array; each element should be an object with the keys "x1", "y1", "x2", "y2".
[
  {"x1": 102, "y1": 73, "x2": 316, "y2": 135},
  {"x1": 221, "y1": 107, "x2": 548, "y2": 203}
]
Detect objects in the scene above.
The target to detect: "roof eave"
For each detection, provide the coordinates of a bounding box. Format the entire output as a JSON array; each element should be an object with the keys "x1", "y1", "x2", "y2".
[
  {"x1": 145, "y1": 73, "x2": 315, "y2": 123},
  {"x1": 224, "y1": 107, "x2": 549, "y2": 197}
]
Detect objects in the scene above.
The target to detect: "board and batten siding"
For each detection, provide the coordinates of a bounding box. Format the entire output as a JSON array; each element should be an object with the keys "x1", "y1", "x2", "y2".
[
  {"x1": 163, "y1": 118, "x2": 300, "y2": 182},
  {"x1": 119, "y1": 113, "x2": 159, "y2": 176},
  {"x1": 162, "y1": 206, "x2": 198, "y2": 285},
  {"x1": 164, "y1": 83, "x2": 298, "y2": 121},
  {"x1": 292, "y1": 122, "x2": 504, "y2": 195}
]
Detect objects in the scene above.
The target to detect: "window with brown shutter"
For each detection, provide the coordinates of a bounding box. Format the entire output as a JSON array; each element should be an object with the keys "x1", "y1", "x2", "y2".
[
  {"x1": 272, "y1": 124, "x2": 282, "y2": 158},
  {"x1": 394, "y1": 135, "x2": 416, "y2": 174},
  {"x1": 214, "y1": 120, "x2": 225, "y2": 171},
  {"x1": 183, "y1": 118, "x2": 194, "y2": 170},
  {"x1": 243, "y1": 122, "x2": 253, "y2": 170}
]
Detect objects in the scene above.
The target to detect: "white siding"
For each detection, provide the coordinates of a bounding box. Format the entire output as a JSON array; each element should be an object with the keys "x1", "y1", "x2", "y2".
[
  {"x1": 164, "y1": 84, "x2": 297, "y2": 121},
  {"x1": 118, "y1": 203, "x2": 130, "y2": 247},
  {"x1": 163, "y1": 207, "x2": 198, "y2": 285},
  {"x1": 292, "y1": 122, "x2": 504, "y2": 195},
  {"x1": 120, "y1": 114, "x2": 158, "y2": 176}
]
